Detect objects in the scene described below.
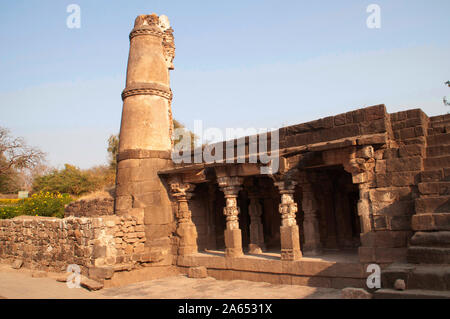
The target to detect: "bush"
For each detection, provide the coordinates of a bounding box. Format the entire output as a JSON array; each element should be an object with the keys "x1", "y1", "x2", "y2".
[
  {"x1": 32, "y1": 164, "x2": 103, "y2": 196},
  {"x1": 0, "y1": 191, "x2": 73, "y2": 219}
]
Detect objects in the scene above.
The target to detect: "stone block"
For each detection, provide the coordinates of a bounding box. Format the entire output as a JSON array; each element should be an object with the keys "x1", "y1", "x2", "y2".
[
  {"x1": 187, "y1": 266, "x2": 208, "y2": 279},
  {"x1": 11, "y1": 259, "x2": 23, "y2": 269},
  {"x1": 341, "y1": 288, "x2": 372, "y2": 299},
  {"x1": 386, "y1": 156, "x2": 423, "y2": 172},
  {"x1": 224, "y1": 229, "x2": 243, "y2": 257},
  {"x1": 415, "y1": 196, "x2": 450, "y2": 214},
  {"x1": 80, "y1": 276, "x2": 104, "y2": 291},
  {"x1": 425, "y1": 156, "x2": 450, "y2": 170},
  {"x1": 89, "y1": 266, "x2": 114, "y2": 280}
]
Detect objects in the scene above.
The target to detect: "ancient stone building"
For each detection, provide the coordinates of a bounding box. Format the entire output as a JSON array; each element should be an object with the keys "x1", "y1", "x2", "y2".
[{"x1": 0, "y1": 13, "x2": 448, "y2": 296}]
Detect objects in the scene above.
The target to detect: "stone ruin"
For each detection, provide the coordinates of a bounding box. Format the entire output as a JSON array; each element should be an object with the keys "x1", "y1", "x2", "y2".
[{"x1": 0, "y1": 13, "x2": 449, "y2": 296}]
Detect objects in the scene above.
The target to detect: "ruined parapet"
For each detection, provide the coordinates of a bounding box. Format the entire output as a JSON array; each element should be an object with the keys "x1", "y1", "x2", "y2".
[
  {"x1": 64, "y1": 198, "x2": 114, "y2": 217},
  {"x1": 114, "y1": 14, "x2": 176, "y2": 269}
]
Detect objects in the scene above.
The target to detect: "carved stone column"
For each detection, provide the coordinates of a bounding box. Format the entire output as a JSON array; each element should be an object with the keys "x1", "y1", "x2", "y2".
[
  {"x1": 169, "y1": 181, "x2": 198, "y2": 255},
  {"x1": 300, "y1": 183, "x2": 322, "y2": 256},
  {"x1": 343, "y1": 146, "x2": 376, "y2": 235},
  {"x1": 274, "y1": 179, "x2": 302, "y2": 261},
  {"x1": 248, "y1": 192, "x2": 266, "y2": 254},
  {"x1": 218, "y1": 176, "x2": 244, "y2": 257}
]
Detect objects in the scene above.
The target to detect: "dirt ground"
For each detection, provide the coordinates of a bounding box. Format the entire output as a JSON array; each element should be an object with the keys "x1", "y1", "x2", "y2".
[{"x1": 0, "y1": 263, "x2": 342, "y2": 299}]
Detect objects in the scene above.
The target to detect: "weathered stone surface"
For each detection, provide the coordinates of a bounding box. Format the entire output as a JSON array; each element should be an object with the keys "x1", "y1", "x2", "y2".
[
  {"x1": 31, "y1": 271, "x2": 48, "y2": 278},
  {"x1": 394, "y1": 279, "x2": 406, "y2": 290},
  {"x1": 11, "y1": 259, "x2": 23, "y2": 269},
  {"x1": 65, "y1": 198, "x2": 114, "y2": 218},
  {"x1": 80, "y1": 276, "x2": 104, "y2": 291},
  {"x1": 341, "y1": 287, "x2": 372, "y2": 299},
  {"x1": 187, "y1": 266, "x2": 208, "y2": 279}
]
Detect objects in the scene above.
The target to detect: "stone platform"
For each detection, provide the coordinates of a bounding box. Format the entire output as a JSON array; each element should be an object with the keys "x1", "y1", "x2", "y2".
[{"x1": 177, "y1": 250, "x2": 368, "y2": 289}]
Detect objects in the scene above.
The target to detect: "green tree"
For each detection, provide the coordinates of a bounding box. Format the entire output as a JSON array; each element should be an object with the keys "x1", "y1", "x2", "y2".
[{"x1": 32, "y1": 164, "x2": 102, "y2": 196}]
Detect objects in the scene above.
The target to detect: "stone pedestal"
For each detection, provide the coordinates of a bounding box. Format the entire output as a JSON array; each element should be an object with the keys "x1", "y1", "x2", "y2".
[
  {"x1": 274, "y1": 180, "x2": 302, "y2": 261},
  {"x1": 224, "y1": 229, "x2": 243, "y2": 257},
  {"x1": 280, "y1": 225, "x2": 302, "y2": 260},
  {"x1": 218, "y1": 176, "x2": 244, "y2": 258}
]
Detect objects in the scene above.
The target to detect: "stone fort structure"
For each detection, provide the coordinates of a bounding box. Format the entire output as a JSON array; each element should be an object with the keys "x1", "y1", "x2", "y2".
[{"x1": 0, "y1": 14, "x2": 449, "y2": 297}]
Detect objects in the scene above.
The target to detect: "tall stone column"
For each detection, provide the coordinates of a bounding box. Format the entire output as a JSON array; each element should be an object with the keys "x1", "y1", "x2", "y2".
[
  {"x1": 169, "y1": 180, "x2": 198, "y2": 255},
  {"x1": 274, "y1": 180, "x2": 302, "y2": 261},
  {"x1": 300, "y1": 183, "x2": 322, "y2": 256},
  {"x1": 115, "y1": 14, "x2": 176, "y2": 252},
  {"x1": 248, "y1": 192, "x2": 265, "y2": 254},
  {"x1": 218, "y1": 176, "x2": 244, "y2": 258}
]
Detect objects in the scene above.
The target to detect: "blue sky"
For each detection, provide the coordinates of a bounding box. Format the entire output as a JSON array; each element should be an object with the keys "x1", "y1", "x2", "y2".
[{"x1": 0, "y1": 0, "x2": 449, "y2": 168}]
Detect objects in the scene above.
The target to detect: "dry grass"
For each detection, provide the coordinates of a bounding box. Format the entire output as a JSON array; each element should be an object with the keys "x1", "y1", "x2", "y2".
[{"x1": 74, "y1": 186, "x2": 115, "y2": 201}]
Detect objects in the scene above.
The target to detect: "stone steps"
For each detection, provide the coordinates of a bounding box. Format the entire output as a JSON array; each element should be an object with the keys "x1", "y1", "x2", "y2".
[
  {"x1": 410, "y1": 231, "x2": 450, "y2": 247},
  {"x1": 426, "y1": 145, "x2": 450, "y2": 158},
  {"x1": 411, "y1": 213, "x2": 450, "y2": 231},
  {"x1": 381, "y1": 263, "x2": 450, "y2": 292},
  {"x1": 415, "y1": 196, "x2": 450, "y2": 214},
  {"x1": 424, "y1": 156, "x2": 450, "y2": 170},
  {"x1": 426, "y1": 132, "x2": 450, "y2": 146},
  {"x1": 407, "y1": 246, "x2": 450, "y2": 264},
  {"x1": 418, "y1": 182, "x2": 450, "y2": 195},
  {"x1": 420, "y1": 170, "x2": 447, "y2": 183},
  {"x1": 374, "y1": 288, "x2": 450, "y2": 299}
]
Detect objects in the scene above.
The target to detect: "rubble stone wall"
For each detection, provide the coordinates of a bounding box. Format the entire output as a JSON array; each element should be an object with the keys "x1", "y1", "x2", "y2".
[
  {"x1": 64, "y1": 198, "x2": 114, "y2": 218},
  {"x1": 0, "y1": 212, "x2": 148, "y2": 276}
]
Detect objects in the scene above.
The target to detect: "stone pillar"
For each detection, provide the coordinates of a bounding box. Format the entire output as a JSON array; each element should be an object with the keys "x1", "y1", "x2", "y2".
[
  {"x1": 115, "y1": 14, "x2": 176, "y2": 254},
  {"x1": 169, "y1": 181, "x2": 198, "y2": 255},
  {"x1": 274, "y1": 180, "x2": 302, "y2": 261},
  {"x1": 321, "y1": 180, "x2": 339, "y2": 249},
  {"x1": 217, "y1": 176, "x2": 244, "y2": 258},
  {"x1": 206, "y1": 183, "x2": 217, "y2": 250},
  {"x1": 301, "y1": 183, "x2": 322, "y2": 256},
  {"x1": 248, "y1": 192, "x2": 266, "y2": 254}
]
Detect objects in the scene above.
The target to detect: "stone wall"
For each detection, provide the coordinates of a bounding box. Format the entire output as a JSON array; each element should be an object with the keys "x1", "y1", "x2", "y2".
[
  {"x1": 0, "y1": 211, "x2": 156, "y2": 279},
  {"x1": 280, "y1": 104, "x2": 390, "y2": 148},
  {"x1": 64, "y1": 198, "x2": 114, "y2": 218}
]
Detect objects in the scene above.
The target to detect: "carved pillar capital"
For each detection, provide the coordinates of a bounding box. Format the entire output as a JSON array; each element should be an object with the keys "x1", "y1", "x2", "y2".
[{"x1": 274, "y1": 180, "x2": 298, "y2": 227}]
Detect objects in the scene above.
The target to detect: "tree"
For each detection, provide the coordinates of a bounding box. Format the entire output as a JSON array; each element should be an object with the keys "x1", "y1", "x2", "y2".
[
  {"x1": 0, "y1": 127, "x2": 45, "y2": 192},
  {"x1": 0, "y1": 127, "x2": 45, "y2": 175},
  {"x1": 107, "y1": 134, "x2": 119, "y2": 170},
  {"x1": 444, "y1": 81, "x2": 450, "y2": 105},
  {"x1": 32, "y1": 164, "x2": 102, "y2": 196},
  {"x1": 107, "y1": 120, "x2": 197, "y2": 170}
]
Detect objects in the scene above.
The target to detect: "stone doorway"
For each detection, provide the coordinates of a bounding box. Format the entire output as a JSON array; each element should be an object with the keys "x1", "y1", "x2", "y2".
[{"x1": 306, "y1": 166, "x2": 361, "y2": 252}]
